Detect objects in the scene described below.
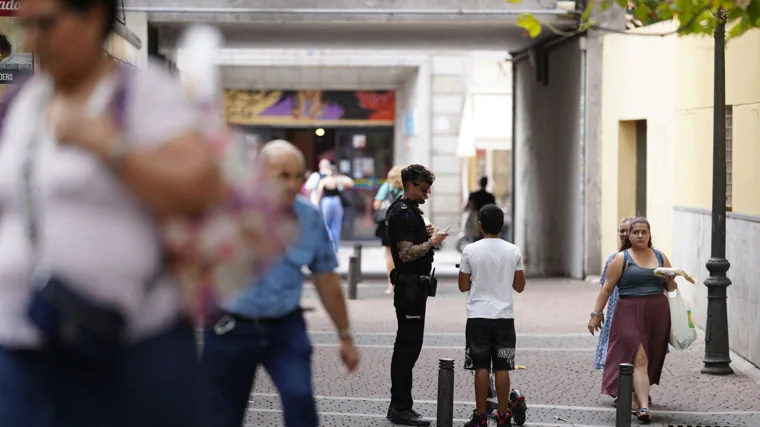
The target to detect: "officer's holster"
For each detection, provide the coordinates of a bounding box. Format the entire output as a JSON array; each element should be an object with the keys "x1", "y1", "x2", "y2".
[{"x1": 390, "y1": 269, "x2": 438, "y2": 300}]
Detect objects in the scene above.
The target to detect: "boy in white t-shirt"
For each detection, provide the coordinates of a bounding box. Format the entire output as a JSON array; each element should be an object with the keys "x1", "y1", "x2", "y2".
[{"x1": 458, "y1": 204, "x2": 526, "y2": 427}]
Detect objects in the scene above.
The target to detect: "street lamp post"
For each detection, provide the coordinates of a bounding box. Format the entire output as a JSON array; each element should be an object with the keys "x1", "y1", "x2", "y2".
[{"x1": 702, "y1": 8, "x2": 734, "y2": 376}]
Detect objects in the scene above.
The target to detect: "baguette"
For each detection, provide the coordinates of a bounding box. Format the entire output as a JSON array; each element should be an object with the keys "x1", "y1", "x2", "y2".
[{"x1": 654, "y1": 267, "x2": 696, "y2": 284}]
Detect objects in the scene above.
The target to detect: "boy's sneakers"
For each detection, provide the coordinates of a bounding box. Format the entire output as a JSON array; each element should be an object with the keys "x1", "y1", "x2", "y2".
[
  {"x1": 463, "y1": 410, "x2": 488, "y2": 426},
  {"x1": 496, "y1": 411, "x2": 513, "y2": 426}
]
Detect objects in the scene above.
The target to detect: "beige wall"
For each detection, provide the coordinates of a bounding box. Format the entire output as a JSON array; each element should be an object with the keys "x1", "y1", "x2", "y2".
[
  {"x1": 601, "y1": 24, "x2": 760, "y2": 366},
  {"x1": 600, "y1": 21, "x2": 678, "y2": 267},
  {"x1": 675, "y1": 29, "x2": 760, "y2": 215}
]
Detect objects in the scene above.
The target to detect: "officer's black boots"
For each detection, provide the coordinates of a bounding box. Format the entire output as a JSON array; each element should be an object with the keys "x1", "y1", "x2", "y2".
[{"x1": 387, "y1": 405, "x2": 431, "y2": 426}]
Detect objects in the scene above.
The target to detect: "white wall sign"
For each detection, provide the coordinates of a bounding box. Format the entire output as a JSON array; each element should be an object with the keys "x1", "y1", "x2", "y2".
[{"x1": 352, "y1": 134, "x2": 367, "y2": 149}]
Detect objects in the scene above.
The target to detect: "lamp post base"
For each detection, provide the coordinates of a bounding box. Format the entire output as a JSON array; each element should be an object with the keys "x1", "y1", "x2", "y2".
[
  {"x1": 702, "y1": 257, "x2": 733, "y2": 376},
  {"x1": 701, "y1": 361, "x2": 734, "y2": 376}
]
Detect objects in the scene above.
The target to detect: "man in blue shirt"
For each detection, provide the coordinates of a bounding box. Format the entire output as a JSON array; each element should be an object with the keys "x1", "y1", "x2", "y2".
[{"x1": 200, "y1": 140, "x2": 360, "y2": 427}]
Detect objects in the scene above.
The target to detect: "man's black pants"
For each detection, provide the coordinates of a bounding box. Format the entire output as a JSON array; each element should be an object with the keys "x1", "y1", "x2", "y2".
[{"x1": 390, "y1": 283, "x2": 428, "y2": 410}]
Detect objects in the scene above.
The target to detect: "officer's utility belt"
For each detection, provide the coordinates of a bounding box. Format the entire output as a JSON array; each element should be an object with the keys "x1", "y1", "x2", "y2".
[{"x1": 390, "y1": 270, "x2": 438, "y2": 298}]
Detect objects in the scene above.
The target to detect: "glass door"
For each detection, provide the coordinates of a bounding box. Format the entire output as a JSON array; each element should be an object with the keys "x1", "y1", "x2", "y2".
[{"x1": 335, "y1": 128, "x2": 394, "y2": 241}]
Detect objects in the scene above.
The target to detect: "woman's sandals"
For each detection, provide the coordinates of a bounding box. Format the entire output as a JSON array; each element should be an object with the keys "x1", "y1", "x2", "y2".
[{"x1": 635, "y1": 408, "x2": 652, "y2": 423}]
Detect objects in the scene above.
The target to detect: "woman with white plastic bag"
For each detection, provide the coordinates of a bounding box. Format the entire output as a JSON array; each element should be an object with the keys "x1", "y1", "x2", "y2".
[{"x1": 587, "y1": 217, "x2": 678, "y2": 423}]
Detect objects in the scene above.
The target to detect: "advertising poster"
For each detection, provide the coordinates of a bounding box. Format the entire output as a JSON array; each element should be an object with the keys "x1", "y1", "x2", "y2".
[
  {"x1": 224, "y1": 89, "x2": 395, "y2": 126},
  {"x1": 0, "y1": 0, "x2": 34, "y2": 88}
]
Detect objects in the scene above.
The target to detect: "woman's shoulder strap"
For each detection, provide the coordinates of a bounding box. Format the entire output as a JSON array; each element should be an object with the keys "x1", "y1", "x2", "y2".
[
  {"x1": 622, "y1": 249, "x2": 632, "y2": 271},
  {"x1": 653, "y1": 248, "x2": 664, "y2": 265}
]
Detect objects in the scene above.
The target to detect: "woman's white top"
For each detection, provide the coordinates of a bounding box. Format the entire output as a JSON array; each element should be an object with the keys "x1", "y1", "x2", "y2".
[{"x1": 0, "y1": 61, "x2": 201, "y2": 348}]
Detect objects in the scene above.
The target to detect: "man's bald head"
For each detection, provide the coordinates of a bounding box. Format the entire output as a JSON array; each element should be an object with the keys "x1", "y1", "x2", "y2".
[
  {"x1": 259, "y1": 139, "x2": 306, "y2": 204},
  {"x1": 259, "y1": 139, "x2": 306, "y2": 168}
]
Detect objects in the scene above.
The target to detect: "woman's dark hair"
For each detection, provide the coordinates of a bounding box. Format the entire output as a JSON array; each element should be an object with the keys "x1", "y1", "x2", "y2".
[
  {"x1": 478, "y1": 204, "x2": 504, "y2": 235},
  {"x1": 619, "y1": 216, "x2": 653, "y2": 251},
  {"x1": 64, "y1": 0, "x2": 118, "y2": 40}
]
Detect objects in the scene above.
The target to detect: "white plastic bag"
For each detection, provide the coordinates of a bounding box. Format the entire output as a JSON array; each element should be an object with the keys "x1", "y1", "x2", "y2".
[{"x1": 667, "y1": 289, "x2": 697, "y2": 350}]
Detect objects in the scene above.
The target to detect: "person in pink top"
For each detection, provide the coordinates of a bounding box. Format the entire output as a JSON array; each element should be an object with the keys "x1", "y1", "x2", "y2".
[{"x1": 0, "y1": 0, "x2": 222, "y2": 425}]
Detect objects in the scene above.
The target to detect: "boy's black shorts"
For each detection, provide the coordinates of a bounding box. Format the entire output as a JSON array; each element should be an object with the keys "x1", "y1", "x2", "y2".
[{"x1": 464, "y1": 318, "x2": 516, "y2": 372}]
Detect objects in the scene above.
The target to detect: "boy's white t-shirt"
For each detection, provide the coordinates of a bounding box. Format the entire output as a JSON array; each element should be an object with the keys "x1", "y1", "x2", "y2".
[{"x1": 459, "y1": 238, "x2": 524, "y2": 319}]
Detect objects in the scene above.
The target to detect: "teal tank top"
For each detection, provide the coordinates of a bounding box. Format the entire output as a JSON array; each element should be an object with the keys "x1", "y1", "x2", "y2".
[{"x1": 617, "y1": 249, "x2": 665, "y2": 297}]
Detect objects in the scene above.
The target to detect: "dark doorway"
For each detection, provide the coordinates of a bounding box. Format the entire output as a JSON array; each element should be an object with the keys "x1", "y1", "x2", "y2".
[{"x1": 635, "y1": 120, "x2": 647, "y2": 217}]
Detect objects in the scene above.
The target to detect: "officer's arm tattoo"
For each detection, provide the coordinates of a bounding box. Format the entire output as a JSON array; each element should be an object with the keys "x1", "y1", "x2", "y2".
[{"x1": 397, "y1": 240, "x2": 433, "y2": 263}]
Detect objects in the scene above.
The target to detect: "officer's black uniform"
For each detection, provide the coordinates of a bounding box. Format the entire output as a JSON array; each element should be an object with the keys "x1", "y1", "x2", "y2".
[{"x1": 385, "y1": 197, "x2": 437, "y2": 426}]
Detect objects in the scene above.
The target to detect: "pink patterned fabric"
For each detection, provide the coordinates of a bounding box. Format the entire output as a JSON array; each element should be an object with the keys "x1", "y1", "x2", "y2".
[{"x1": 164, "y1": 130, "x2": 298, "y2": 322}]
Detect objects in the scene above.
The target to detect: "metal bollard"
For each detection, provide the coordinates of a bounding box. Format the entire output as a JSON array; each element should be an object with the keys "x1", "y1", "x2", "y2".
[
  {"x1": 347, "y1": 255, "x2": 359, "y2": 300},
  {"x1": 615, "y1": 363, "x2": 634, "y2": 427},
  {"x1": 353, "y1": 243, "x2": 363, "y2": 282},
  {"x1": 437, "y1": 358, "x2": 455, "y2": 427}
]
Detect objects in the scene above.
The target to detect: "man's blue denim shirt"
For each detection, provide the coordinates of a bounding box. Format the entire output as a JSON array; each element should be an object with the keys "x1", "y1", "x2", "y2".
[{"x1": 223, "y1": 195, "x2": 339, "y2": 318}]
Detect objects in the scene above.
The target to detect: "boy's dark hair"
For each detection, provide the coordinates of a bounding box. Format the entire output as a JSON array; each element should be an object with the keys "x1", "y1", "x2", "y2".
[
  {"x1": 64, "y1": 0, "x2": 118, "y2": 40},
  {"x1": 479, "y1": 204, "x2": 504, "y2": 235},
  {"x1": 401, "y1": 164, "x2": 435, "y2": 188}
]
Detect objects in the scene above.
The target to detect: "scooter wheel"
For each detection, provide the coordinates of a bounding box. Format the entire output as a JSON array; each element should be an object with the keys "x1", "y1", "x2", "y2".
[
  {"x1": 486, "y1": 399, "x2": 498, "y2": 415},
  {"x1": 512, "y1": 401, "x2": 527, "y2": 426}
]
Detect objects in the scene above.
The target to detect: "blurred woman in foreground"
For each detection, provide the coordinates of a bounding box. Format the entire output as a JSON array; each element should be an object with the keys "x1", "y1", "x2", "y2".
[{"x1": 0, "y1": 0, "x2": 221, "y2": 425}]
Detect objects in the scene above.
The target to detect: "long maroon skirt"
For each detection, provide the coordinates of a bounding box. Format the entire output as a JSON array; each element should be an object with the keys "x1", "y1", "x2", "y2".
[{"x1": 601, "y1": 294, "x2": 670, "y2": 396}]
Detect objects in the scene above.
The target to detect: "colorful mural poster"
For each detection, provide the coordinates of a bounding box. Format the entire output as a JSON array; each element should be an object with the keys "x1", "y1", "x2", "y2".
[
  {"x1": 0, "y1": 0, "x2": 34, "y2": 86},
  {"x1": 224, "y1": 89, "x2": 395, "y2": 126}
]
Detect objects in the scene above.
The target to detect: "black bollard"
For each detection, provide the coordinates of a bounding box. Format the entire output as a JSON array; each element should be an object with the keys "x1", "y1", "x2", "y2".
[
  {"x1": 615, "y1": 363, "x2": 634, "y2": 427},
  {"x1": 347, "y1": 255, "x2": 359, "y2": 300},
  {"x1": 353, "y1": 243, "x2": 363, "y2": 282},
  {"x1": 437, "y1": 358, "x2": 455, "y2": 427}
]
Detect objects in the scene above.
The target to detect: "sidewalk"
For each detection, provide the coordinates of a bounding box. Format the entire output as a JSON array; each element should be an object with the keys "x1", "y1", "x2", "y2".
[{"x1": 248, "y1": 277, "x2": 760, "y2": 426}]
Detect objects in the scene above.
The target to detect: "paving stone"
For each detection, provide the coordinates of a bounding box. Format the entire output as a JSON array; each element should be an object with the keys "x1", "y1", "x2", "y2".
[{"x1": 235, "y1": 277, "x2": 760, "y2": 426}]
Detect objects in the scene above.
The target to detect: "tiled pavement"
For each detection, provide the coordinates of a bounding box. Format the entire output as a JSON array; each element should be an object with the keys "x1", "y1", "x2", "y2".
[{"x1": 243, "y1": 278, "x2": 760, "y2": 426}]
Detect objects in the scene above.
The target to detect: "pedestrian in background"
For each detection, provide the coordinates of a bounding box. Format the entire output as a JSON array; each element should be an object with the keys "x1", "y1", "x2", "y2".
[
  {"x1": 0, "y1": 0, "x2": 221, "y2": 425},
  {"x1": 200, "y1": 140, "x2": 359, "y2": 427},
  {"x1": 304, "y1": 158, "x2": 331, "y2": 205},
  {"x1": 316, "y1": 164, "x2": 354, "y2": 252},
  {"x1": 464, "y1": 177, "x2": 495, "y2": 242},
  {"x1": 593, "y1": 217, "x2": 633, "y2": 370},
  {"x1": 373, "y1": 165, "x2": 404, "y2": 294}
]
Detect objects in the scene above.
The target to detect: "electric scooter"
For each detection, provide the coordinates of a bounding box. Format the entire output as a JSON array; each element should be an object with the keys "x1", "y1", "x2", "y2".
[{"x1": 484, "y1": 371, "x2": 527, "y2": 426}]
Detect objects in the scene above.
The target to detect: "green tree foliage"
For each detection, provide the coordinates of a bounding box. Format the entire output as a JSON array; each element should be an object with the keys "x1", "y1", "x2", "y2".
[{"x1": 511, "y1": 0, "x2": 760, "y2": 39}]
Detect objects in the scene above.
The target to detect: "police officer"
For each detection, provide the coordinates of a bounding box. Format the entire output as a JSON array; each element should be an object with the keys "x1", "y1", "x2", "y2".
[{"x1": 385, "y1": 164, "x2": 449, "y2": 426}]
